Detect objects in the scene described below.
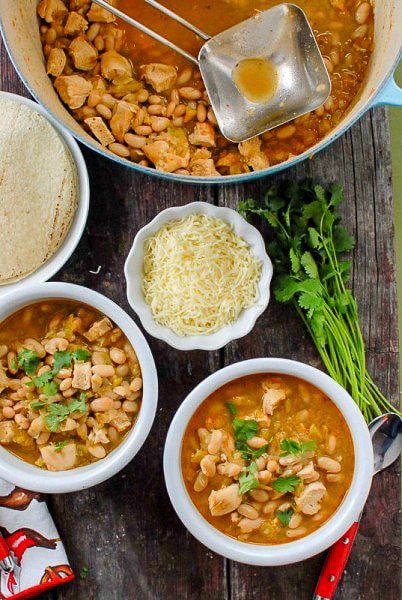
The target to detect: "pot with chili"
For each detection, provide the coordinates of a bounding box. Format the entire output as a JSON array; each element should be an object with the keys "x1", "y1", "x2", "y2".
[{"x1": 164, "y1": 358, "x2": 373, "y2": 565}]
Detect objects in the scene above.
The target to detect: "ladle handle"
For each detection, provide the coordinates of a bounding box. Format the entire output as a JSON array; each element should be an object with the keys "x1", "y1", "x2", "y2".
[{"x1": 312, "y1": 521, "x2": 360, "y2": 600}]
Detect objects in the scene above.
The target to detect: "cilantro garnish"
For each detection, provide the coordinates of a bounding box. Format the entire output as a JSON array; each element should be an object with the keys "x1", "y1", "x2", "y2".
[
  {"x1": 240, "y1": 443, "x2": 269, "y2": 461},
  {"x1": 32, "y1": 371, "x2": 53, "y2": 389},
  {"x1": 54, "y1": 440, "x2": 68, "y2": 452},
  {"x1": 44, "y1": 398, "x2": 87, "y2": 432},
  {"x1": 42, "y1": 381, "x2": 59, "y2": 397},
  {"x1": 238, "y1": 461, "x2": 259, "y2": 494},
  {"x1": 232, "y1": 418, "x2": 258, "y2": 447},
  {"x1": 276, "y1": 507, "x2": 294, "y2": 527},
  {"x1": 52, "y1": 351, "x2": 73, "y2": 374},
  {"x1": 79, "y1": 566, "x2": 89, "y2": 580},
  {"x1": 272, "y1": 475, "x2": 301, "y2": 494},
  {"x1": 239, "y1": 181, "x2": 400, "y2": 423},
  {"x1": 280, "y1": 438, "x2": 316, "y2": 456},
  {"x1": 226, "y1": 402, "x2": 237, "y2": 416},
  {"x1": 72, "y1": 348, "x2": 91, "y2": 362},
  {"x1": 17, "y1": 348, "x2": 40, "y2": 376},
  {"x1": 30, "y1": 401, "x2": 46, "y2": 411},
  {"x1": 9, "y1": 358, "x2": 17, "y2": 371}
]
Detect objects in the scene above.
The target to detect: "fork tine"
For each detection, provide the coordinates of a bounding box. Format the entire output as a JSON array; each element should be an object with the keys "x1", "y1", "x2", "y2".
[
  {"x1": 90, "y1": 0, "x2": 199, "y2": 64},
  {"x1": 143, "y1": 0, "x2": 209, "y2": 41}
]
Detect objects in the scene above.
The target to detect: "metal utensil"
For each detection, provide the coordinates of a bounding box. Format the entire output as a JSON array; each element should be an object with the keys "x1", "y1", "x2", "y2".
[
  {"x1": 313, "y1": 411, "x2": 402, "y2": 600},
  {"x1": 92, "y1": 1, "x2": 331, "y2": 142}
]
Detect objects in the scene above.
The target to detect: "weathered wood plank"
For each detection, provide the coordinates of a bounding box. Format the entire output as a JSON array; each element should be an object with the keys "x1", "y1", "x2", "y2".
[{"x1": 0, "y1": 35, "x2": 400, "y2": 600}]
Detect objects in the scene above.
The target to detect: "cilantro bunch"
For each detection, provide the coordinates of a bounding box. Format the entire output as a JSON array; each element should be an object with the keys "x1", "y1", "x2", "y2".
[{"x1": 240, "y1": 181, "x2": 398, "y2": 422}]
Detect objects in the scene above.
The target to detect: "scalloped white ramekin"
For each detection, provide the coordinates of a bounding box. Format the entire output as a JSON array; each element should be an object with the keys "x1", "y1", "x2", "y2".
[
  {"x1": 164, "y1": 358, "x2": 373, "y2": 566},
  {"x1": 124, "y1": 202, "x2": 273, "y2": 351}
]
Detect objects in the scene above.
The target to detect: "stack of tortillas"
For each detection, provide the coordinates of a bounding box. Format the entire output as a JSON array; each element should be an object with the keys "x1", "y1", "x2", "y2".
[{"x1": 0, "y1": 95, "x2": 77, "y2": 285}]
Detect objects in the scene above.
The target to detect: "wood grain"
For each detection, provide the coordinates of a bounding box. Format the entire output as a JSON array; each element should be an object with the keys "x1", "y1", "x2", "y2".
[{"x1": 0, "y1": 36, "x2": 400, "y2": 600}]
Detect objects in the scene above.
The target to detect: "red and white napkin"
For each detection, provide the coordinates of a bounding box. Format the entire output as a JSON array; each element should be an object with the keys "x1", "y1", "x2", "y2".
[{"x1": 0, "y1": 481, "x2": 74, "y2": 599}]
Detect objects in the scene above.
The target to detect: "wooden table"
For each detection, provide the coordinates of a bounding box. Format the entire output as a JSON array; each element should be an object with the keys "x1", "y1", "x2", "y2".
[{"x1": 1, "y1": 38, "x2": 401, "y2": 600}]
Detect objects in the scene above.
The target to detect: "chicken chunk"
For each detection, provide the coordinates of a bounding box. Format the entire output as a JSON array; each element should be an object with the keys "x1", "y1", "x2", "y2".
[
  {"x1": 40, "y1": 443, "x2": 77, "y2": 471},
  {"x1": 110, "y1": 101, "x2": 136, "y2": 142},
  {"x1": 0, "y1": 421, "x2": 17, "y2": 444},
  {"x1": 238, "y1": 517, "x2": 264, "y2": 533},
  {"x1": 143, "y1": 140, "x2": 189, "y2": 173},
  {"x1": 208, "y1": 483, "x2": 242, "y2": 517},
  {"x1": 84, "y1": 117, "x2": 115, "y2": 146},
  {"x1": 262, "y1": 387, "x2": 286, "y2": 415},
  {"x1": 190, "y1": 158, "x2": 221, "y2": 177},
  {"x1": 238, "y1": 137, "x2": 270, "y2": 171},
  {"x1": 0, "y1": 369, "x2": 9, "y2": 394},
  {"x1": 54, "y1": 74, "x2": 93, "y2": 109},
  {"x1": 37, "y1": 0, "x2": 68, "y2": 23},
  {"x1": 84, "y1": 317, "x2": 113, "y2": 342},
  {"x1": 298, "y1": 461, "x2": 320, "y2": 482},
  {"x1": 86, "y1": 1, "x2": 116, "y2": 23},
  {"x1": 46, "y1": 48, "x2": 66, "y2": 77},
  {"x1": 88, "y1": 426, "x2": 109, "y2": 445},
  {"x1": 110, "y1": 412, "x2": 131, "y2": 433},
  {"x1": 64, "y1": 11, "x2": 88, "y2": 36},
  {"x1": 140, "y1": 63, "x2": 177, "y2": 92},
  {"x1": 189, "y1": 122, "x2": 216, "y2": 148},
  {"x1": 72, "y1": 361, "x2": 92, "y2": 390},
  {"x1": 295, "y1": 481, "x2": 327, "y2": 515},
  {"x1": 69, "y1": 37, "x2": 98, "y2": 71},
  {"x1": 101, "y1": 50, "x2": 132, "y2": 80}
]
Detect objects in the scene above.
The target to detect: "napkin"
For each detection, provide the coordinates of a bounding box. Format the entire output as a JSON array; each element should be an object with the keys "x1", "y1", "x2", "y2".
[{"x1": 0, "y1": 480, "x2": 74, "y2": 599}]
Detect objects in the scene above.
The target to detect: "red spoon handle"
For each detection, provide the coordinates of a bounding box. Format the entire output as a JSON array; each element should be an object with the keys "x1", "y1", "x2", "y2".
[{"x1": 313, "y1": 521, "x2": 360, "y2": 600}]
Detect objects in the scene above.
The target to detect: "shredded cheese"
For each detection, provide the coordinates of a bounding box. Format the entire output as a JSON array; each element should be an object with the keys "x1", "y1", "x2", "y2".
[{"x1": 142, "y1": 213, "x2": 262, "y2": 336}]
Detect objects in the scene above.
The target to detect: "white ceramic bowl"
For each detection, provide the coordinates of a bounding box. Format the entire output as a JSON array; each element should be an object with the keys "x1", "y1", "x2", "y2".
[
  {"x1": 0, "y1": 282, "x2": 158, "y2": 493},
  {"x1": 164, "y1": 358, "x2": 373, "y2": 566},
  {"x1": 124, "y1": 202, "x2": 273, "y2": 350},
  {"x1": 0, "y1": 92, "x2": 90, "y2": 297}
]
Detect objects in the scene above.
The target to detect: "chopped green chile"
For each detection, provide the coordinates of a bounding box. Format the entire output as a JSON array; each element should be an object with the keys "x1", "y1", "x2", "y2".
[{"x1": 181, "y1": 373, "x2": 354, "y2": 544}]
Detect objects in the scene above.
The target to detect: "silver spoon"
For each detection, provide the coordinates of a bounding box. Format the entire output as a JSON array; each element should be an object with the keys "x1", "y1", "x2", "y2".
[
  {"x1": 91, "y1": 1, "x2": 330, "y2": 142},
  {"x1": 313, "y1": 412, "x2": 402, "y2": 600}
]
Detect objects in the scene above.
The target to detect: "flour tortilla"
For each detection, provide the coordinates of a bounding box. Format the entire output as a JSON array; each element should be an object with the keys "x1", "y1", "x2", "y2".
[{"x1": 0, "y1": 96, "x2": 78, "y2": 284}]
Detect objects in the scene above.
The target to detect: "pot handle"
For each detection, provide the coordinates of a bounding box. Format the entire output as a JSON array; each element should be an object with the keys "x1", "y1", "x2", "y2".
[{"x1": 371, "y1": 67, "x2": 402, "y2": 107}]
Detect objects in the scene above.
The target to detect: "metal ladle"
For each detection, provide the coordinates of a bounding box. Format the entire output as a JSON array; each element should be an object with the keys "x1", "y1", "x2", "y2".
[
  {"x1": 92, "y1": 1, "x2": 331, "y2": 142},
  {"x1": 313, "y1": 412, "x2": 402, "y2": 600}
]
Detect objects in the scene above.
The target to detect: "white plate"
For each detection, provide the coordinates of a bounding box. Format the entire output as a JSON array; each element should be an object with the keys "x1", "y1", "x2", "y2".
[{"x1": 0, "y1": 92, "x2": 90, "y2": 296}]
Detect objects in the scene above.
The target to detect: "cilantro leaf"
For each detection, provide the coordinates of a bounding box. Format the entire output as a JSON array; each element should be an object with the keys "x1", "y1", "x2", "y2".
[
  {"x1": 238, "y1": 462, "x2": 259, "y2": 494},
  {"x1": 241, "y1": 443, "x2": 269, "y2": 461},
  {"x1": 280, "y1": 438, "x2": 316, "y2": 456},
  {"x1": 43, "y1": 381, "x2": 59, "y2": 397},
  {"x1": 276, "y1": 507, "x2": 294, "y2": 527},
  {"x1": 52, "y1": 351, "x2": 72, "y2": 375},
  {"x1": 68, "y1": 398, "x2": 87, "y2": 414},
  {"x1": 232, "y1": 418, "x2": 258, "y2": 447},
  {"x1": 54, "y1": 440, "x2": 68, "y2": 452},
  {"x1": 17, "y1": 348, "x2": 40, "y2": 376},
  {"x1": 72, "y1": 348, "x2": 91, "y2": 362},
  {"x1": 44, "y1": 403, "x2": 70, "y2": 432},
  {"x1": 30, "y1": 401, "x2": 46, "y2": 411},
  {"x1": 226, "y1": 402, "x2": 237, "y2": 416},
  {"x1": 33, "y1": 371, "x2": 53, "y2": 389},
  {"x1": 272, "y1": 475, "x2": 301, "y2": 494}
]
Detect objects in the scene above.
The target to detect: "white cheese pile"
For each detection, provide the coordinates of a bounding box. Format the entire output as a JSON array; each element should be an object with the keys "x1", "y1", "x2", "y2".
[{"x1": 142, "y1": 213, "x2": 262, "y2": 336}]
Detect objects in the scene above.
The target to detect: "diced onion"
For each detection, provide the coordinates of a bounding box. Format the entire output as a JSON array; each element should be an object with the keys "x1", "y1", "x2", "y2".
[{"x1": 142, "y1": 213, "x2": 262, "y2": 336}]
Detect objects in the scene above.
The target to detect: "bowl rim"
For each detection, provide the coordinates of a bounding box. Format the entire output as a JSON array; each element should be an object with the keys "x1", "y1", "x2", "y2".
[
  {"x1": 0, "y1": 282, "x2": 158, "y2": 493},
  {"x1": 124, "y1": 202, "x2": 273, "y2": 350},
  {"x1": 163, "y1": 358, "x2": 373, "y2": 565},
  {"x1": 0, "y1": 91, "x2": 90, "y2": 297}
]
